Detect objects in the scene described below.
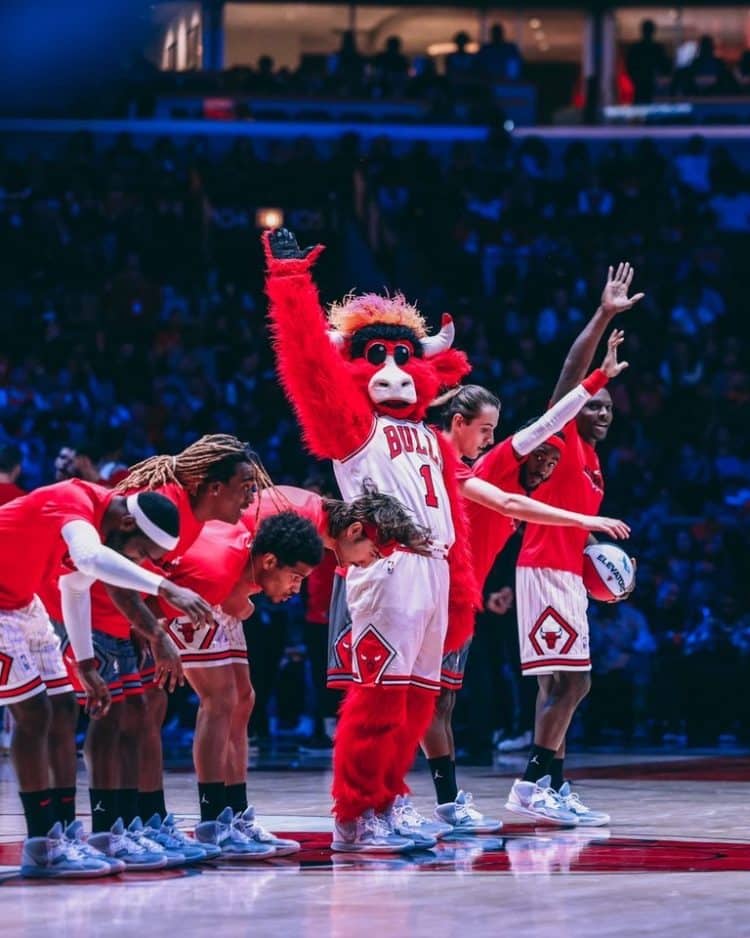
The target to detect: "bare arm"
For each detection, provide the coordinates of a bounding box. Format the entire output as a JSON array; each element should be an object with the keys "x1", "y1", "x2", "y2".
[
  {"x1": 550, "y1": 264, "x2": 643, "y2": 405},
  {"x1": 106, "y1": 585, "x2": 185, "y2": 692},
  {"x1": 459, "y1": 477, "x2": 630, "y2": 539}
]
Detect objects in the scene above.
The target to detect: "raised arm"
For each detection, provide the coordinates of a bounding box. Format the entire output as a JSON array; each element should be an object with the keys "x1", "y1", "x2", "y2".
[
  {"x1": 550, "y1": 263, "x2": 643, "y2": 405},
  {"x1": 459, "y1": 476, "x2": 630, "y2": 539},
  {"x1": 263, "y1": 228, "x2": 375, "y2": 460},
  {"x1": 513, "y1": 329, "x2": 628, "y2": 456}
]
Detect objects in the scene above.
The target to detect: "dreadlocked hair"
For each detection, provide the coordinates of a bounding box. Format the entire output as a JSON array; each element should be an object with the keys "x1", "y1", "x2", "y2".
[
  {"x1": 323, "y1": 480, "x2": 431, "y2": 551},
  {"x1": 116, "y1": 434, "x2": 273, "y2": 495}
]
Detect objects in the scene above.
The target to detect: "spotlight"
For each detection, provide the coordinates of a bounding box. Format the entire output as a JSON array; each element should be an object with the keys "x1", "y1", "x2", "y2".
[{"x1": 256, "y1": 208, "x2": 284, "y2": 230}]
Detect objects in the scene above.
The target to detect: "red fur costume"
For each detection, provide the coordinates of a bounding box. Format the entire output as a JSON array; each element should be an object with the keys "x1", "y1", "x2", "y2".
[{"x1": 263, "y1": 232, "x2": 480, "y2": 822}]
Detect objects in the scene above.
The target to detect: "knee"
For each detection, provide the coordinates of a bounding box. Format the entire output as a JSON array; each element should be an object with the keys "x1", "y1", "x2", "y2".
[
  {"x1": 144, "y1": 687, "x2": 168, "y2": 724},
  {"x1": 12, "y1": 693, "x2": 52, "y2": 735},
  {"x1": 121, "y1": 696, "x2": 147, "y2": 737},
  {"x1": 200, "y1": 688, "x2": 237, "y2": 722},
  {"x1": 559, "y1": 673, "x2": 591, "y2": 706},
  {"x1": 236, "y1": 681, "x2": 255, "y2": 718},
  {"x1": 434, "y1": 689, "x2": 456, "y2": 721}
]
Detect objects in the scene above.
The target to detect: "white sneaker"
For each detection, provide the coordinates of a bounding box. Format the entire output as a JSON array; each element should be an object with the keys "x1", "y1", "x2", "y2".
[
  {"x1": 21, "y1": 823, "x2": 113, "y2": 879},
  {"x1": 194, "y1": 807, "x2": 276, "y2": 860},
  {"x1": 558, "y1": 782, "x2": 610, "y2": 827},
  {"x1": 233, "y1": 806, "x2": 301, "y2": 856},
  {"x1": 505, "y1": 775, "x2": 579, "y2": 826},
  {"x1": 388, "y1": 796, "x2": 445, "y2": 847},
  {"x1": 332, "y1": 809, "x2": 415, "y2": 853},
  {"x1": 435, "y1": 790, "x2": 503, "y2": 834}
]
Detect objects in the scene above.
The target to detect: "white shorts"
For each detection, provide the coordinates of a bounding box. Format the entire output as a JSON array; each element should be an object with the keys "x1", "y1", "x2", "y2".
[
  {"x1": 164, "y1": 607, "x2": 247, "y2": 670},
  {"x1": 516, "y1": 567, "x2": 591, "y2": 676},
  {"x1": 0, "y1": 596, "x2": 74, "y2": 704},
  {"x1": 345, "y1": 551, "x2": 448, "y2": 692}
]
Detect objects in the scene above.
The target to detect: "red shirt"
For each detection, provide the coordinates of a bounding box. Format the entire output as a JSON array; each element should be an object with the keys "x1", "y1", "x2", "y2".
[
  {"x1": 240, "y1": 485, "x2": 326, "y2": 537},
  {"x1": 0, "y1": 480, "x2": 113, "y2": 610},
  {"x1": 42, "y1": 481, "x2": 205, "y2": 637},
  {"x1": 160, "y1": 524, "x2": 252, "y2": 616},
  {"x1": 305, "y1": 549, "x2": 337, "y2": 624},
  {"x1": 466, "y1": 436, "x2": 526, "y2": 588},
  {"x1": 517, "y1": 418, "x2": 604, "y2": 575},
  {"x1": 0, "y1": 482, "x2": 25, "y2": 506}
]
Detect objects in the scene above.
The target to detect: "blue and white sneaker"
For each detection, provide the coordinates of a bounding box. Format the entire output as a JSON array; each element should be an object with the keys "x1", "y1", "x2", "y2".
[
  {"x1": 435, "y1": 790, "x2": 503, "y2": 834},
  {"x1": 127, "y1": 817, "x2": 185, "y2": 868},
  {"x1": 64, "y1": 820, "x2": 126, "y2": 873},
  {"x1": 332, "y1": 809, "x2": 415, "y2": 853},
  {"x1": 194, "y1": 806, "x2": 276, "y2": 860},
  {"x1": 21, "y1": 822, "x2": 113, "y2": 879},
  {"x1": 557, "y1": 782, "x2": 611, "y2": 827},
  {"x1": 143, "y1": 814, "x2": 208, "y2": 864},
  {"x1": 158, "y1": 813, "x2": 221, "y2": 860},
  {"x1": 233, "y1": 806, "x2": 301, "y2": 857},
  {"x1": 89, "y1": 818, "x2": 168, "y2": 870},
  {"x1": 505, "y1": 775, "x2": 579, "y2": 826},
  {"x1": 390, "y1": 796, "x2": 448, "y2": 846}
]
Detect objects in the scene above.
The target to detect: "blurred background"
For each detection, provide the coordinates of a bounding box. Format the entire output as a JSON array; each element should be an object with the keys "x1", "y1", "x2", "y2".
[{"x1": 1, "y1": 0, "x2": 750, "y2": 764}]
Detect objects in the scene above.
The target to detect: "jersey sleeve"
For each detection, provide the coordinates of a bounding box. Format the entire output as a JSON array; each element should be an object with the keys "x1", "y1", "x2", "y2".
[
  {"x1": 512, "y1": 369, "x2": 608, "y2": 458},
  {"x1": 454, "y1": 460, "x2": 474, "y2": 482},
  {"x1": 45, "y1": 481, "x2": 106, "y2": 528}
]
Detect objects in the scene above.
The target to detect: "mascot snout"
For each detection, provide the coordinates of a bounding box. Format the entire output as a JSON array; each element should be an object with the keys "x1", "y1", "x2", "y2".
[{"x1": 368, "y1": 358, "x2": 417, "y2": 408}]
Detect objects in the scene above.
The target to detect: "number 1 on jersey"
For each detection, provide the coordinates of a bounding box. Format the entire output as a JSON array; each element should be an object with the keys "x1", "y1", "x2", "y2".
[{"x1": 419, "y1": 464, "x2": 439, "y2": 508}]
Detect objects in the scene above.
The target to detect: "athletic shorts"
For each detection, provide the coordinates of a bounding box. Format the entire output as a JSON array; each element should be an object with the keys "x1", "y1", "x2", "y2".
[
  {"x1": 440, "y1": 641, "x2": 472, "y2": 691},
  {"x1": 516, "y1": 567, "x2": 591, "y2": 676},
  {"x1": 62, "y1": 629, "x2": 143, "y2": 704},
  {"x1": 164, "y1": 607, "x2": 247, "y2": 670},
  {"x1": 334, "y1": 552, "x2": 449, "y2": 692},
  {"x1": 0, "y1": 596, "x2": 74, "y2": 704},
  {"x1": 327, "y1": 570, "x2": 353, "y2": 690}
]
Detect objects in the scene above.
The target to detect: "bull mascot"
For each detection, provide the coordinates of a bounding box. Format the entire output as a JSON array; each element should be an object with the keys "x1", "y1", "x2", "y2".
[{"x1": 263, "y1": 228, "x2": 480, "y2": 852}]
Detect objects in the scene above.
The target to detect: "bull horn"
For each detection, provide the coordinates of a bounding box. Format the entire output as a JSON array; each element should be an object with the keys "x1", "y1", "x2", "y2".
[
  {"x1": 327, "y1": 330, "x2": 346, "y2": 349},
  {"x1": 421, "y1": 314, "x2": 455, "y2": 357}
]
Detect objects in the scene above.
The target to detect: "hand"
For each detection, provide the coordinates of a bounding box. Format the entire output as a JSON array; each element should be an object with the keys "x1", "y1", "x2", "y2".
[
  {"x1": 601, "y1": 329, "x2": 629, "y2": 378},
  {"x1": 600, "y1": 262, "x2": 645, "y2": 318},
  {"x1": 486, "y1": 587, "x2": 514, "y2": 615},
  {"x1": 585, "y1": 516, "x2": 631, "y2": 539},
  {"x1": 159, "y1": 581, "x2": 214, "y2": 628},
  {"x1": 152, "y1": 630, "x2": 185, "y2": 692},
  {"x1": 268, "y1": 227, "x2": 319, "y2": 261},
  {"x1": 76, "y1": 658, "x2": 111, "y2": 719}
]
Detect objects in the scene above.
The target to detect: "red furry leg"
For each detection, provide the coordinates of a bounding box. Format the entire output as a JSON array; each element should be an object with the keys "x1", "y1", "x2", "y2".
[
  {"x1": 384, "y1": 686, "x2": 438, "y2": 802},
  {"x1": 332, "y1": 685, "x2": 407, "y2": 822}
]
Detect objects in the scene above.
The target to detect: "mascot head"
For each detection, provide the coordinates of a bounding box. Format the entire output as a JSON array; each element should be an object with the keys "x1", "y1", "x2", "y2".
[{"x1": 327, "y1": 294, "x2": 471, "y2": 421}]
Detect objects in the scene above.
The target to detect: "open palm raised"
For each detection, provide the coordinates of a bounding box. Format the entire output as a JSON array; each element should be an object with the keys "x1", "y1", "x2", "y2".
[{"x1": 601, "y1": 262, "x2": 645, "y2": 317}]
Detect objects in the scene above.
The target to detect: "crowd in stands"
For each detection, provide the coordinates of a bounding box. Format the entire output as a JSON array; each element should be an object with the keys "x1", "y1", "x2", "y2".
[
  {"x1": 2, "y1": 127, "x2": 749, "y2": 755},
  {"x1": 626, "y1": 20, "x2": 750, "y2": 103}
]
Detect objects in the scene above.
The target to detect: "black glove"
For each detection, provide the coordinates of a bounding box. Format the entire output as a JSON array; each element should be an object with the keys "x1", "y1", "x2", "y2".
[{"x1": 269, "y1": 227, "x2": 316, "y2": 261}]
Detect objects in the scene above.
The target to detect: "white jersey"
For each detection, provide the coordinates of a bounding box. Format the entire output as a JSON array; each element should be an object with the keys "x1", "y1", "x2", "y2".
[{"x1": 333, "y1": 415, "x2": 455, "y2": 549}]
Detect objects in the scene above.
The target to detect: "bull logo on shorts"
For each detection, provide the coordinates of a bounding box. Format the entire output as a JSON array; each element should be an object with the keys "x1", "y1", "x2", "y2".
[
  {"x1": 529, "y1": 608, "x2": 578, "y2": 657},
  {"x1": 177, "y1": 622, "x2": 197, "y2": 644},
  {"x1": 352, "y1": 625, "x2": 396, "y2": 685},
  {"x1": 540, "y1": 621, "x2": 563, "y2": 650}
]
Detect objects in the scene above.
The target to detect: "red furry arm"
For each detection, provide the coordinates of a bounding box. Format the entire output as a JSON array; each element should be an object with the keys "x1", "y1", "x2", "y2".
[
  {"x1": 263, "y1": 234, "x2": 374, "y2": 460},
  {"x1": 436, "y1": 433, "x2": 482, "y2": 652}
]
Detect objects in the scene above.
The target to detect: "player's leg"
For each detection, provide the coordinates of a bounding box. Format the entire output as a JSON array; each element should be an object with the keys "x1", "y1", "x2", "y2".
[
  {"x1": 225, "y1": 660, "x2": 254, "y2": 813},
  {"x1": 137, "y1": 684, "x2": 167, "y2": 819},
  {"x1": 9, "y1": 693, "x2": 54, "y2": 834},
  {"x1": 47, "y1": 692, "x2": 79, "y2": 827},
  {"x1": 6, "y1": 603, "x2": 111, "y2": 877},
  {"x1": 187, "y1": 663, "x2": 236, "y2": 821}
]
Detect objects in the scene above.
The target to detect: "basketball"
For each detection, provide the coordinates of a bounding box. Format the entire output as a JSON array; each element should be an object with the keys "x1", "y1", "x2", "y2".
[{"x1": 583, "y1": 543, "x2": 635, "y2": 602}]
